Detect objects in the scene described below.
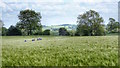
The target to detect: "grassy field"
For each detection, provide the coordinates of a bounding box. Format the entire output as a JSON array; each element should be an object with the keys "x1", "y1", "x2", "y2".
[{"x1": 2, "y1": 36, "x2": 118, "y2": 66}]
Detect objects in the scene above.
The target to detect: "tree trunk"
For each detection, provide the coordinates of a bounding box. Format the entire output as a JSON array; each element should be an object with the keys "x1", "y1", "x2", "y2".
[
  {"x1": 30, "y1": 29, "x2": 32, "y2": 35},
  {"x1": 29, "y1": 23, "x2": 32, "y2": 35}
]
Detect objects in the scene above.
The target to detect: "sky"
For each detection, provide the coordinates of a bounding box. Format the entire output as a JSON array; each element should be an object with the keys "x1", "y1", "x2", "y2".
[{"x1": 0, "y1": 0, "x2": 119, "y2": 28}]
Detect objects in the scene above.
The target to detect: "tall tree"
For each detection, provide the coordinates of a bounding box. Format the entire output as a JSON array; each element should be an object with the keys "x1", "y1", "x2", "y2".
[
  {"x1": 0, "y1": 20, "x2": 4, "y2": 36},
  {"x1": 107, "y1": 18, "x2": 119, "y2": 33},
  {"x1": 76, "y1": 10, "x2": 105, "y2": 36},
  {"x1": 17, "y1": 9, "x2": 42, "y2": 35},
  {"x1": 2, "y1": 27, "x2": 8, "y2": 36}
]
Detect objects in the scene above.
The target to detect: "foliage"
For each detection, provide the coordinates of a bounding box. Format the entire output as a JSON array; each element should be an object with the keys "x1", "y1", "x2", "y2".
[
  {"x1": 6, "y1": 25, "x2": 22, "y2": 36},
  {"x1": 17, "y1": 9, "x2": 42, "y2": 35},
  {"x1": 0, "y1": 19, "x2": 4, "y2": 35},
  {"x1": 33, "y1": 23, "x2": 43, "y2": 35},
  {"x1": 76, "y1": 10, "x2": 105, "y2": 36},
  {"x1": 59, "y1": 28, "x2": 69, "y2": 36},
  {"x1": 43, "y1": 29, "x2": 50, "y2": 35},
  {"x1": 50, "y1": 31, "x2": 59, "y2": 36},
  {"x1": 68, "y1": 30, "x2": 76, "y2": 36},
  {"x1": 106, "y1": 18, "x2": 119, "y2": 33},
  {"x1": 2, "y1": 27, "x2": 8, "y2": 36}
]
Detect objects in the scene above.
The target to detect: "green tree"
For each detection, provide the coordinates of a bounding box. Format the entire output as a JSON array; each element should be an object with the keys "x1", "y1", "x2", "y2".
[
  {"x1": 0, "y1": 20, "x2": 8, "y2": 36},
  {"x1": 106, "y1": 18, "x2": 119, "y2": 33},
  {"x1": 7, "y1": 25, "x2": 22, "y2": 36},
  {"x1": 76, "y1": 10, "x2": 105, "y2": 36},
  {"x1": 34, "y1": 23, "x2": 42, "y2": 35},
  {"x1": 2, "y1": 27, "x2": 8, "y2": 36},
  {"x1": 68, "y1": 30, "x2": 75, "y2": 36},
  {"x1": 0, "y1": 20, "x2": 3, "y2": 35},
  {"x1": 43, "y1": 29, "x2": 50, "y2": 35},
  {"x1": 59, "y1": 28, "x2": 69, "y2": 36},
  {"x1": 17, "y1": 9, "x2": 42, "y2": 35}
]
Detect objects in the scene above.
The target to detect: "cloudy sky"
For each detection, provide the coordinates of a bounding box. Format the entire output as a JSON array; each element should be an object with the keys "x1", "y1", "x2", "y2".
[{"x1": 0, "y1": 0, "x2": 119, "y2": 28}]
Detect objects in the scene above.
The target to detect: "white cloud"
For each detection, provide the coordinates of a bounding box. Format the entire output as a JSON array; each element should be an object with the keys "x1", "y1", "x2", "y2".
[
  {"x1": 1, "y1": 0, "x2": 118, "y2": 28},
  {"x1": 0, "y1": 0, "x2": 13, "y2": 12},
  {"x1": 31, "y1": 0, "x2": 64, "y2": 2},
  {"x1": 3, "y1": 0, "x2": 64, "y2": 3},
  {"x1": 0, "y1": 0, "x2": 6, "y2": 8},
  {"x1": 72, "y1": 0, "x2": 119, "y2": 3}
]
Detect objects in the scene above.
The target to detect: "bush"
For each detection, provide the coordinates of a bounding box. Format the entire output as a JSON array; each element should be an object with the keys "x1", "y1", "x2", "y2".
[
  {"x1": 43, "y1": 29, "x2": 50, "y2": 35},
  {"x1": 59, "y1": 28, "x2": 69, "y2": 36},
  {"x1": 7, "y1": 25, "x2": 22, "y2": 36}
]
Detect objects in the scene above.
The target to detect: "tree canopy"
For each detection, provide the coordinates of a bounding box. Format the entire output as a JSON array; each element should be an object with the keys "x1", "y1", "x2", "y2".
[
  {"x1": 7, "y1": 25, "x2": 22, "y2": 36},
  {"x1": 43, "y1": 29, "x2": 50, "y2": 35},
  {"x1": 59, "y1": 28, "x2": 69, "y2": 36},
  {"x1": 106, "y1": 18, "x2": 119, "y2": 33},
  {"x1": 17, "y1": 9, "x2": 42, "y2": 35},
  {"x1": 2, "y1": 27, "x2": 7, "y2": 36},
  {"x1": 1, "y1": 9, "x2": 119, "y2": 36},
  {"x1": 76, "y1": 10, "x2": 105, "y2": 36}
]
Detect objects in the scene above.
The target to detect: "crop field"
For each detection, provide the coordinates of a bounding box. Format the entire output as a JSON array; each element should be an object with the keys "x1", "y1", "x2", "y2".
[{"x1": 2, "y1": 36, "x2": 118, "y2": 66}]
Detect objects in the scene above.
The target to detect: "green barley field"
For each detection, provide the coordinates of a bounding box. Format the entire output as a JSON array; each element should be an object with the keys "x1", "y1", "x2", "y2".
[{"x1": 2, "y1": 36, "x2": 118, "y2": 66}]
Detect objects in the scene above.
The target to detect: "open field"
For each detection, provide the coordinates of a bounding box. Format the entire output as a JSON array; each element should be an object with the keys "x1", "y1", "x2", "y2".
[{"x1": 2, "y1": 36, "x2": 118, "y2": 66}]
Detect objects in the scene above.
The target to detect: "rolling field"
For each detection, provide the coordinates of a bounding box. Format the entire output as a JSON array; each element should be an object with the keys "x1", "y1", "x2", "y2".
[{"x1": 2, "y1": 36, "x2": 118, "y2": 66}]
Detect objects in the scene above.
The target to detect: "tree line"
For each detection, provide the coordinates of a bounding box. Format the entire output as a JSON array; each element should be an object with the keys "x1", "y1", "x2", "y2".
[{"x1": 1, "y1": 9, "x2": 119, "y2": 36}]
